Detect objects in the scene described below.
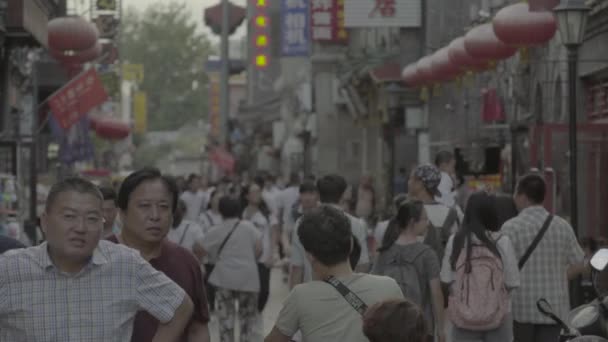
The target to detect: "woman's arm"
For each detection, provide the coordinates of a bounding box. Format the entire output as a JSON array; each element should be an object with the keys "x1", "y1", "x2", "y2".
[{"x1": 430, "y1": 278, "x2": 445, "y2": 342}]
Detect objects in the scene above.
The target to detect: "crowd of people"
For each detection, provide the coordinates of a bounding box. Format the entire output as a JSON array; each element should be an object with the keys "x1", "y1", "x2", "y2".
[{"x1": 0, "y1": 149, "x2": 592, "y2": 342}]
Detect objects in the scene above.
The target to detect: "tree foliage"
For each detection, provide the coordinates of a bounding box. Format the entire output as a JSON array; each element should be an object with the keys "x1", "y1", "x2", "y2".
[{"x1": 120, "y1": 2, "x2": 213, "y2": 131}]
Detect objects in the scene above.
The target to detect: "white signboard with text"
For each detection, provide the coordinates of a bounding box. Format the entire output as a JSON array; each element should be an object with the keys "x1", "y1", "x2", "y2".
[{"x1": 344, "y1": 0, "x2": 421, "y2": 28}]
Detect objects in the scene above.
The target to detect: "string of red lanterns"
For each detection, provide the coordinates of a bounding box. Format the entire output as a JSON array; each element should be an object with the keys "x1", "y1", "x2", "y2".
[{"x1": 401, "y1": 3, "x2": 558, "y2": 92}]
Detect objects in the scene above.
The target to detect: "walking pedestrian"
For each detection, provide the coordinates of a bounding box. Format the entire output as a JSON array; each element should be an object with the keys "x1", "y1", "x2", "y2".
[
  {"x1": 435, "y1": 151, "x2": 457, "y2": 207},
  {"x1": 363, "y1": 299, "x2": 428, "y2": 342},
  {"x1": 99, "y1": 186, "x2": 120, "y2": 237},
  {"x1": 0, "y1": 177, "x2": 193, "y2": 341},
  {"x1": 265, "y1": 206, "x2": 404, "y2": 342},
  {"x1": 501, "y1": 174, "x2": 586, "y2": 342},
  {"x1": 241, "y1": 181, "x2": 279, "y2": 313},
  {"x1": 408, "y1": 164, "x2": 461, "y2": 261},
  {"x1": 441, "y1": 192, "x2": 520, "y2": 342},
  {"x1": 201, "y1": 196, "x2": 262, "y2": 342},
  {"x1": 289, "y1": 174, "x2": 370, "y2": 287},
  {"x1": 199, "y1": 188, "x2": 224, "y2": 312},
  {"x1": 372, "y1": 200, "x2": 445, "y2": 342},
  {"x1": 180, "y1": 174, "x2": 206, "y2": 222},
  {"x1": 167, "y1": 199, "x2": 205, "y2": 260},
  {"x1": 108, "y1": 168, "x2": 210, "y2": 342}
]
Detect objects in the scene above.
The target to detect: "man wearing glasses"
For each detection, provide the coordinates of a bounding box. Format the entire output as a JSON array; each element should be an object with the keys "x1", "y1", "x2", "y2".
[{"x1": 0, "y1": 177, "x2": 193, "y2": 342}]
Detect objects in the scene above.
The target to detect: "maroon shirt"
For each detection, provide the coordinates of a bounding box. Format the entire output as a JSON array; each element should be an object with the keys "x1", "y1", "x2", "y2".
[{"x1": 108, "y1": 236, "x2": 209, "y2": 342}]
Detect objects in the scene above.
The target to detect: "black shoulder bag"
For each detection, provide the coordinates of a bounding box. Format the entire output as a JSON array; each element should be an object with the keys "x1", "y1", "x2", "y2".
[
  {"x1": 206, "y1": 220, "x2": 240, "y2": 279},
  {"x1": 324, "y1": 275, "x2": 368, "y2": 315},
  {"x1": 518, "y1": 215, "x2": 553, "y2": 270}
]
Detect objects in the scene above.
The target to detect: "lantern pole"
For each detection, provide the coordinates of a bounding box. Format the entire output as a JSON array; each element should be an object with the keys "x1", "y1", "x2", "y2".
[{"x1": 220, "y1": 0, "x2": 230, "y2": 146}]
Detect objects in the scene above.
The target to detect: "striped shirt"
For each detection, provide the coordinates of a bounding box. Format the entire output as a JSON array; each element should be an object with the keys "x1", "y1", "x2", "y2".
[
  {"x1": 0, "y1": 240, "x2": 186, "y2": 342},
  {"x1": 501, "y1": 206, "x2": 584, "y2": 324}
]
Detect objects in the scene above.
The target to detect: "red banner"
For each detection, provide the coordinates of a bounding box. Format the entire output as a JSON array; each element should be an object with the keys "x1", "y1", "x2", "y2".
[
  {"x1": 49, "y1": 68, "x2": 108, "y2": 130},
  {"x1": 210, "y1": 147, "x2": 235, "y2": 173},
  {"x1": 311, "y1": 0, "x2": 348, "y2": 43}
]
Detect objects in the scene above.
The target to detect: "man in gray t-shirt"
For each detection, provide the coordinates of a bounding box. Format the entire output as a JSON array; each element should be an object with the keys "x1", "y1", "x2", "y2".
[{"x1": 289, "y1": 175, "x2": 370, "y2": 288}]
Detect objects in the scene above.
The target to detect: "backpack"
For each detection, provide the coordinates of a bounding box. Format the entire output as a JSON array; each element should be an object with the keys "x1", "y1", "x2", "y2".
[
  {"x1": 448, "y1": 241, "x2": 508, "y2": 331},
  {"x1": 423, "y1": 205, "x2": 459, "y2": 262},
  {"x1": 380, "y1": 246, "x2": 429, "y2": 309}
]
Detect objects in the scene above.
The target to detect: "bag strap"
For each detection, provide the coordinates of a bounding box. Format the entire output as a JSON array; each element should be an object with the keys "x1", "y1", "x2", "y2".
[
  {"x1": 216, "y1": 220, "x2": 241, "y2": 259},
  {"x1": 518, "y1": 214, "x2": 553, "y2": 270},
  {"x1": 324, "y1": 275, "x2": 368, "y2": 316},
  {"x1": 178, "y1": 223, "x2": 191, "y2": 245}
]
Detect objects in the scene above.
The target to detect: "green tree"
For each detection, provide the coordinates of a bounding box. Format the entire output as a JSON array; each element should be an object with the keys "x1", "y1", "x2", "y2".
[{"x1": 120, "y1": 2, "x2": 213, "y2": 131}]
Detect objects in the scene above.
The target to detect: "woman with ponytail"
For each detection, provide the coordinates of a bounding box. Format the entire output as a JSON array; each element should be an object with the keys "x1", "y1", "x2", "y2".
[
  {"x1": 372, "y1": 200, "x2": 445, "y2": 342},
  {"x1": 440, "y1": 191, "x2": 520, "y2": 342}
]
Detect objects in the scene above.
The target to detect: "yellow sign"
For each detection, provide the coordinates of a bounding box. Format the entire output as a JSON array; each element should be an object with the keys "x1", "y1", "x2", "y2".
[
  {"x1": 122, "y1": 64, "x2": 144, "y2": 83},
  {"x1": 133, "y1": 91, "x2": 147, "y2": 134},
  {"x1": 96, "y1": 0, "x2": 117, "y2": 11}
]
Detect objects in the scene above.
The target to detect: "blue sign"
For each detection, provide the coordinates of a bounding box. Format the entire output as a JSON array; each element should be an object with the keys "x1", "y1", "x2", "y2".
[
  {"x1": 281, "y1": 0, "x2": 310, "y2": 57},
  {"x1": 49, "y1": 113, "x2": 95, "y2": 165}
]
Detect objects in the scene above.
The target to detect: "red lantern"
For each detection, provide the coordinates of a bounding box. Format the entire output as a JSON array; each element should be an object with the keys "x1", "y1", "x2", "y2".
[
  {"x1": 493, "y1": 3, "x2": 557, "y2": 46},
  {"x1": 416, "y1": 56, "x2": 435, "y2": 85},
  {"x1": 448, "y1": 37, "x2": 488, "y2": 71},
  {"x1": 528, "y1": 0, "x2": 560, "y2": 12},
  {"x1": 464, "y1": 24, "x2": 518, "y2": 61},
  {"x1": 50, "y1": 42, "x2": 102, "y2": 65},
  {"x1": 431, "y1": 47, "x2": 460, "y2": 81},
  {"x1": 48, "y1": 16, "x2": 99, "y2": 52},
  {"x1": 90, "y1": 117, "x2": 131, "y2": 140},
  {"x1": 402, "y1": 64, "x2": 421, "y2": 87}
]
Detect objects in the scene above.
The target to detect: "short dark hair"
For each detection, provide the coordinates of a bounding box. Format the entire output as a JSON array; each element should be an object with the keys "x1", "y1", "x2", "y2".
[
  {"x1": 516, "y1": 173, "x2": 546, "y2": 204},
  {"x1": 99, "y1": 186, "x2": 117, "y2": 204},
  {"x1": 297, "y1": 205, "x2": 352, "y2": 266},
  {"x1": 186, "y1": 174, "x2": 200, "y2": 186},
  {"x1": 363, "y1": 299, "x2": 427, "y2": 342},
  {"x1": 288, "y1": 172, "x2": 300, "y2": 185},
  {"x1": 219, "y1": 196, "x2": 241, "y2": 218},
  {"x1": 316, "y1": 174, "x2": 347, "y2": 204},
  {"x1": 299, "y1": 181, "x2": 317, "y2": 194},
  {"x1": 46, "y1": 177, "x2": 103, "y2": 212},
  {"x1": 117, "y1": 168, "x2": 179, "y2": 212},
  {"x1": 435, "y1": 150, "x2": 454, "y2": 167}
]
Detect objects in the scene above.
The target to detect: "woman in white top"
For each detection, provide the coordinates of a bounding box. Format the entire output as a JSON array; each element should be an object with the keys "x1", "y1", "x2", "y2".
[
  {"x1": 440, "y1": 192, "x2": 520, "y2": 342},
  {"x1": 199, "y1": 189, "x2": 224, "y2": 235},
  {"x1": 167, "y1": 199, "x2": 205, "y2": 259},
  {"x1": 202, "y1": 196, "x2": 262, "y2": 342},
  {"x1": 241, "y1": 181, "x2": 279, "y2": 313}
]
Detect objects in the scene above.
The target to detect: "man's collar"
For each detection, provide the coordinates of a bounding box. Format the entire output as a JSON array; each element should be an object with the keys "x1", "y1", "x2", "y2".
[
  {"x1": 35, "y1": 241, "x2": 108, "y2": 270},
  {"x1": 521, "y1": 205, "x2": 547, "y2": 215}
]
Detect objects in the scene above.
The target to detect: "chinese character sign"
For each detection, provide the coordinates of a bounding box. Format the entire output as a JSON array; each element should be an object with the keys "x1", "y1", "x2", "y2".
[
  {"x1": 344, "y1": 0, "x2": 422, "y2": 28},
  {"x1": 48, "y1": 69, "x2": 109, "y2": 130},
  {"x1": 281, "y1": 0, "x2": 310, "y2": 56},
  {"x1": 311, "y1": 0, "x2": 348, "y2": 43}
]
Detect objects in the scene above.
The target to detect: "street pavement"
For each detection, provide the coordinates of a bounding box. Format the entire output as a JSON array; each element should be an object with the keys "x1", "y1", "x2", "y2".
[{"x1": 209, "y1": 267, "x2": 290, "y2": 341}]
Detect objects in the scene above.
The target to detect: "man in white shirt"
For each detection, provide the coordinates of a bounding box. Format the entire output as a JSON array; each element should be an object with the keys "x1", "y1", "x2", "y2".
[
  {"x1": 435, "y1": 150, "x2": 457, "y2": 207},
  {"x1": 277, "y1": 173, "x2": 301, "y2": 237},
  {"x1": 180, "y1": 174, "x2": 206, "y2": 222},
  {"x1": 289, "y1": 174, "x2": 370, "y2": 288}
]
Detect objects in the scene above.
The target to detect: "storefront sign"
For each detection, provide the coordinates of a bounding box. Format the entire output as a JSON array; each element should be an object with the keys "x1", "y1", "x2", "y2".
[
  {"x1": 281, "y1": 0, "x2": 310, "y2": 56},
  {"x1": 344, "y1": 0, "x2": 421, "y2": 28},
  {"x1": 49, "y1": 115, "x2": 95, "y2": 165},
  {"x1": 133, "y1": 91, "x2": 147, "y2": 134},
  {"x1": 311, "y1": 0, "x2": 348, "y2": 43},
  {"x1": 49, "y1": 68, "x2": 108, "y2": 130},
  {"x1": 96, "y1": 0, "x2": 118, "y2": 11}
]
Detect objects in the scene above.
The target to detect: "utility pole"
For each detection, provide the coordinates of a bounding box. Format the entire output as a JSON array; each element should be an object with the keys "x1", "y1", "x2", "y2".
[{"x1": 220, "y1": 0, "x2": 230, "y2": 146}]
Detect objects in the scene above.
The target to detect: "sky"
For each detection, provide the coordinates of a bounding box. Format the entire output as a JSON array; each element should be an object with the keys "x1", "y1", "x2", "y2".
[{"x1": 122, "y1": 0, "x2": 247, "y2": 41}]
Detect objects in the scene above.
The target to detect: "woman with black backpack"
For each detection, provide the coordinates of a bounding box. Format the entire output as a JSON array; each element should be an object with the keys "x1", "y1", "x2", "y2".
[
  {"x1": 440, "y1": 192, "x2": 520, "y2": 342},
  {"x1": 372, "y1": 200, "x2": 445, "y2": 342}
]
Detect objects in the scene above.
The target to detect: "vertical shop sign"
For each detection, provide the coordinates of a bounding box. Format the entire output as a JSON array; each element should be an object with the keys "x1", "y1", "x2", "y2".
[
  {"x1": 282, "y1": 0, "x2": 310, "y2": 56},
  {"x1": 208, "y1": 74, "x2": 221, "y2": 139},
  {"x1": 311, "y1": 0, "x2": 348, "y2": 43}
]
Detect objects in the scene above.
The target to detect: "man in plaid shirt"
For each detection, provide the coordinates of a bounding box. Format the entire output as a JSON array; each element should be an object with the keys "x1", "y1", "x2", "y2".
[{"x1": 502, "y1": 174, "x2": 586, "y2": 342}]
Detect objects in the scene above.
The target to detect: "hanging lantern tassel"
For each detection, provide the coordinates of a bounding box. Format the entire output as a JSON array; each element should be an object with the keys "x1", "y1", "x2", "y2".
[
  {"x1": 519, "y1": 46, "x2": 529, "y2": 64},
  {"x1": 433, "y1": 84, "x2": 442, "y2": 97},
  {"x1": 420, "y1": 86, "x2": 429, "y2": 102}
]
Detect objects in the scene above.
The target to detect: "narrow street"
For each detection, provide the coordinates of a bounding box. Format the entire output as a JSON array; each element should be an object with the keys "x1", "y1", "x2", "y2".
[{"x1": 209, "y1": 267, "x2": 291, "y2": 341}]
